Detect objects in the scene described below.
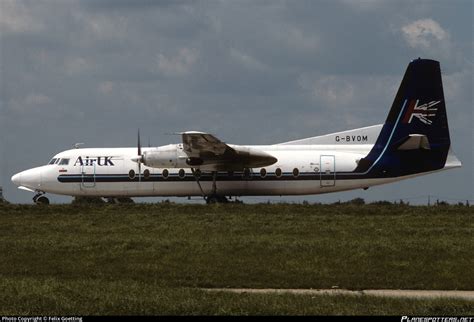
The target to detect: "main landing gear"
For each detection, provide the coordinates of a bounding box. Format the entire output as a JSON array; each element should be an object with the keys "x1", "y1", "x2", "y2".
[
  {"x1": 33, "y1": 192, "x2": 49, "y2": 205},
  {"x1": 205, "y1": 194, "x2": 229, "y2": 204},
  {"x1": 191, "y1": 169, "x2": 229, "y2": 204}
]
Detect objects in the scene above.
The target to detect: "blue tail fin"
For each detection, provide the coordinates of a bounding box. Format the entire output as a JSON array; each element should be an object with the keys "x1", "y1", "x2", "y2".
[{"x1": 355, "y1": 58, "x2": 451, "y2": 177}]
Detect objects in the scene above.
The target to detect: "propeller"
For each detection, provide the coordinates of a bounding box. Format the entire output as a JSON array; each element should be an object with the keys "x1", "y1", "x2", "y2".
[
  {"x1": 138, "y1": 129, "x2": 142, "y2": 182},
  {"x1": 131, "y1": 129, "x2": 144, "y2": 182}
]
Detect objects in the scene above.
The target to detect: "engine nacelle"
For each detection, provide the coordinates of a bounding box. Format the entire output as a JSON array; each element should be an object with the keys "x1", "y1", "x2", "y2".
[{"x1": 142, "y1": 144, "x2": 188, "y2": 168}]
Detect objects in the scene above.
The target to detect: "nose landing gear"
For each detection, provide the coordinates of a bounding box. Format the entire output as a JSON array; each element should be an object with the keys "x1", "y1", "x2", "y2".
[{"x1": 33, "y1": 192, "x2": 49, "y2": 205}]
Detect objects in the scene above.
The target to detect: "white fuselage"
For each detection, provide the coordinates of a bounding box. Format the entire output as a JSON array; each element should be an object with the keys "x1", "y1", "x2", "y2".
[{"x1": 11, "y1": 143, "x2": 433, "y2": 198}]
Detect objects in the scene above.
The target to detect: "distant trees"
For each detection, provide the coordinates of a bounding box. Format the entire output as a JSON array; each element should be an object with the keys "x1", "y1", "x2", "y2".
[
  {"x1": 331, "y1": 198, "x2": 365, "y2": 205},
  {"x1": 67, "y1": 195, "x2": 469, "y2": 207}
]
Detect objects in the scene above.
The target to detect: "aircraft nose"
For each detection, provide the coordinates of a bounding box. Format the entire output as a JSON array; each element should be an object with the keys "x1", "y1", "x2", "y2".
[
  {"x1": 11, "y1": 168, "x2": 42, "y2": 189},
  {"x1": 11, "y1": 173, "x2": 22, "y2": 186}
]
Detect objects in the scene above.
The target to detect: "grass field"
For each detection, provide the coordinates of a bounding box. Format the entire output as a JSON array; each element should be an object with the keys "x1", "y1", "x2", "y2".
[{"x1": 0, "y1": 203, "x2": 472, "y2": 315}]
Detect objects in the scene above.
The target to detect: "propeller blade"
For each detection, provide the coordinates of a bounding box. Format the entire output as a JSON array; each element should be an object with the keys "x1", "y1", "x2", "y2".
[
  {"x1": 137, "y1": 129, "x2": 142, "y2": 157},
  {"x1": 138, "y1": 129, "x2": 142, "y2": 182}
]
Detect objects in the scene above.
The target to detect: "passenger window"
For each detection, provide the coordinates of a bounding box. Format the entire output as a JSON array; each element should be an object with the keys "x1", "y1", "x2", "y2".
[
  {"x1": 275, "y1": 168, "x2": 282, "y2": 178},
  {"x1": 144, "y1": 169, "x2": 150, "y2": 179},
  {"x1": 59, "y1": 158, "x2": 70, "y2": 165},
  {"x1": 293, "y1": 168, "x2": 299, "y2": 178}
]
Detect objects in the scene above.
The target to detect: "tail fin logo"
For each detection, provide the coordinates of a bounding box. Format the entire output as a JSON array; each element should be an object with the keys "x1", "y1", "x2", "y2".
[{"x1": 402, "y1": 100, "x2": 441, "y2": 125}]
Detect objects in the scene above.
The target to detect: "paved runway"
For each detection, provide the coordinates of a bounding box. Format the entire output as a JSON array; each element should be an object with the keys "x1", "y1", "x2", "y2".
[{"x1": 203, "y1": 288, "x2": 474, "y2": 301}]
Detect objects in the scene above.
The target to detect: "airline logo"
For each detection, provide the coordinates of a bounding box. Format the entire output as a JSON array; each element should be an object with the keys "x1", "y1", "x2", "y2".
[
  {"x1": 402, "y1": 100, "x2": 441, "y2": 125},
  {"x1": 74, "y1": 156, "x2": 115, "y2": 166}
]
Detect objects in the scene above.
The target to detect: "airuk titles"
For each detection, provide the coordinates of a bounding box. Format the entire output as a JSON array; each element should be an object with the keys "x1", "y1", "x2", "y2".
[
  {"x1": 335, "y1": 135, "x2": 368, "y2": 143},
  {"x1": 74, "y1": 156, "x2": 114, "y2": 166}
]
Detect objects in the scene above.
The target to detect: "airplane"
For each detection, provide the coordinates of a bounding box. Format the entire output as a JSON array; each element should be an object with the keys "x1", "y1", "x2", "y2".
[{"x1": 11, "y1": 58, "x2": 462, "y2": 204}]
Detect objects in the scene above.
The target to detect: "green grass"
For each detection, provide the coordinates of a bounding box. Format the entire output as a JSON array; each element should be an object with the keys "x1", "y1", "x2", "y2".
[
  {"x1": 1, "y1": 278, "x2": 472, "y2": 315},
  {"x1": 0, "y1": 203, "x2": 472, "y2": 315}
]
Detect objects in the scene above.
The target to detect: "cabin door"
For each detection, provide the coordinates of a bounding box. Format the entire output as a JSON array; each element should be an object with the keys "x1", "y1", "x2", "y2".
[
  {"x1": 320, "y1": 155, "x2": 335, "y2": 187},
  {"x1": 81, "y1": 164, "x2": 96, "y2": 188}
]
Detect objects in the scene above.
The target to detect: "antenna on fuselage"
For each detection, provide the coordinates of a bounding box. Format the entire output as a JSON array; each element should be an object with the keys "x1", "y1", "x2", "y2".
[{"x1": 73, "y1": 143, "x2": 84, "y2": 149}]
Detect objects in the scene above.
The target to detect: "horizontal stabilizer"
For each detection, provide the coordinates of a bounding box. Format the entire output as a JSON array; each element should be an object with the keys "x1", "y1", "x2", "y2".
[
  {"x1": 444, "y1": 148, "x2": 462, "y2": 169},
  {"x1": 396, "y1": 134, "x2": 430, "y2": 150}
]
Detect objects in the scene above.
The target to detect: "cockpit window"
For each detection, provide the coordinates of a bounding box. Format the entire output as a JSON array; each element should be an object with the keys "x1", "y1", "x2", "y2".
[
  {"x1": 48, "y1": 158, "x2": 58, "y2": 165},
  {"x1": 58, "y1": 158, "x2": 70, "y2": 165}
]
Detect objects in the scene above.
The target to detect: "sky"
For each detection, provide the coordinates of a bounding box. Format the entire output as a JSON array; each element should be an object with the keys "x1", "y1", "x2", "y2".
[{"x1": 0, "y1": 0, "x2": 472, "y2": 204}]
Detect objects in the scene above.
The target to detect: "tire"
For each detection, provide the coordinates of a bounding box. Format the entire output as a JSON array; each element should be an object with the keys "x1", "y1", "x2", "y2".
[
  {"x1": 206, "y1": 195, "x2": 228, "y2": 204},
  {"x1": 36, "y1": 196, "x2": 50, "y2": 205}
]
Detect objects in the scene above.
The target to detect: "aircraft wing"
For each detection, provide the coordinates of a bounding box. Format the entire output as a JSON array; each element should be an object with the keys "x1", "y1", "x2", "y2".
[
  {"x1": 182, "y1": 131, "x2": 229, "y2": 157},
  {"x1": 181, "y1": 131, "x2": 277, "y2": 171}
]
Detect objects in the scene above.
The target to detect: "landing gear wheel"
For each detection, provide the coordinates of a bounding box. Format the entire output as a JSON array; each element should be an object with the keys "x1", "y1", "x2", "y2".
[
  {"x1": 204, "y1": 172, "x2": 229, "y2": 204},
  {"x1": 36, "y1": 196, "x2": 50, "y2": 205},
  {"x1": 33, "y1": 191, "x2": 48, "y2": 205},
  {"x1": 205, "y1": 195, "x2": 229, "y2": 204}
]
